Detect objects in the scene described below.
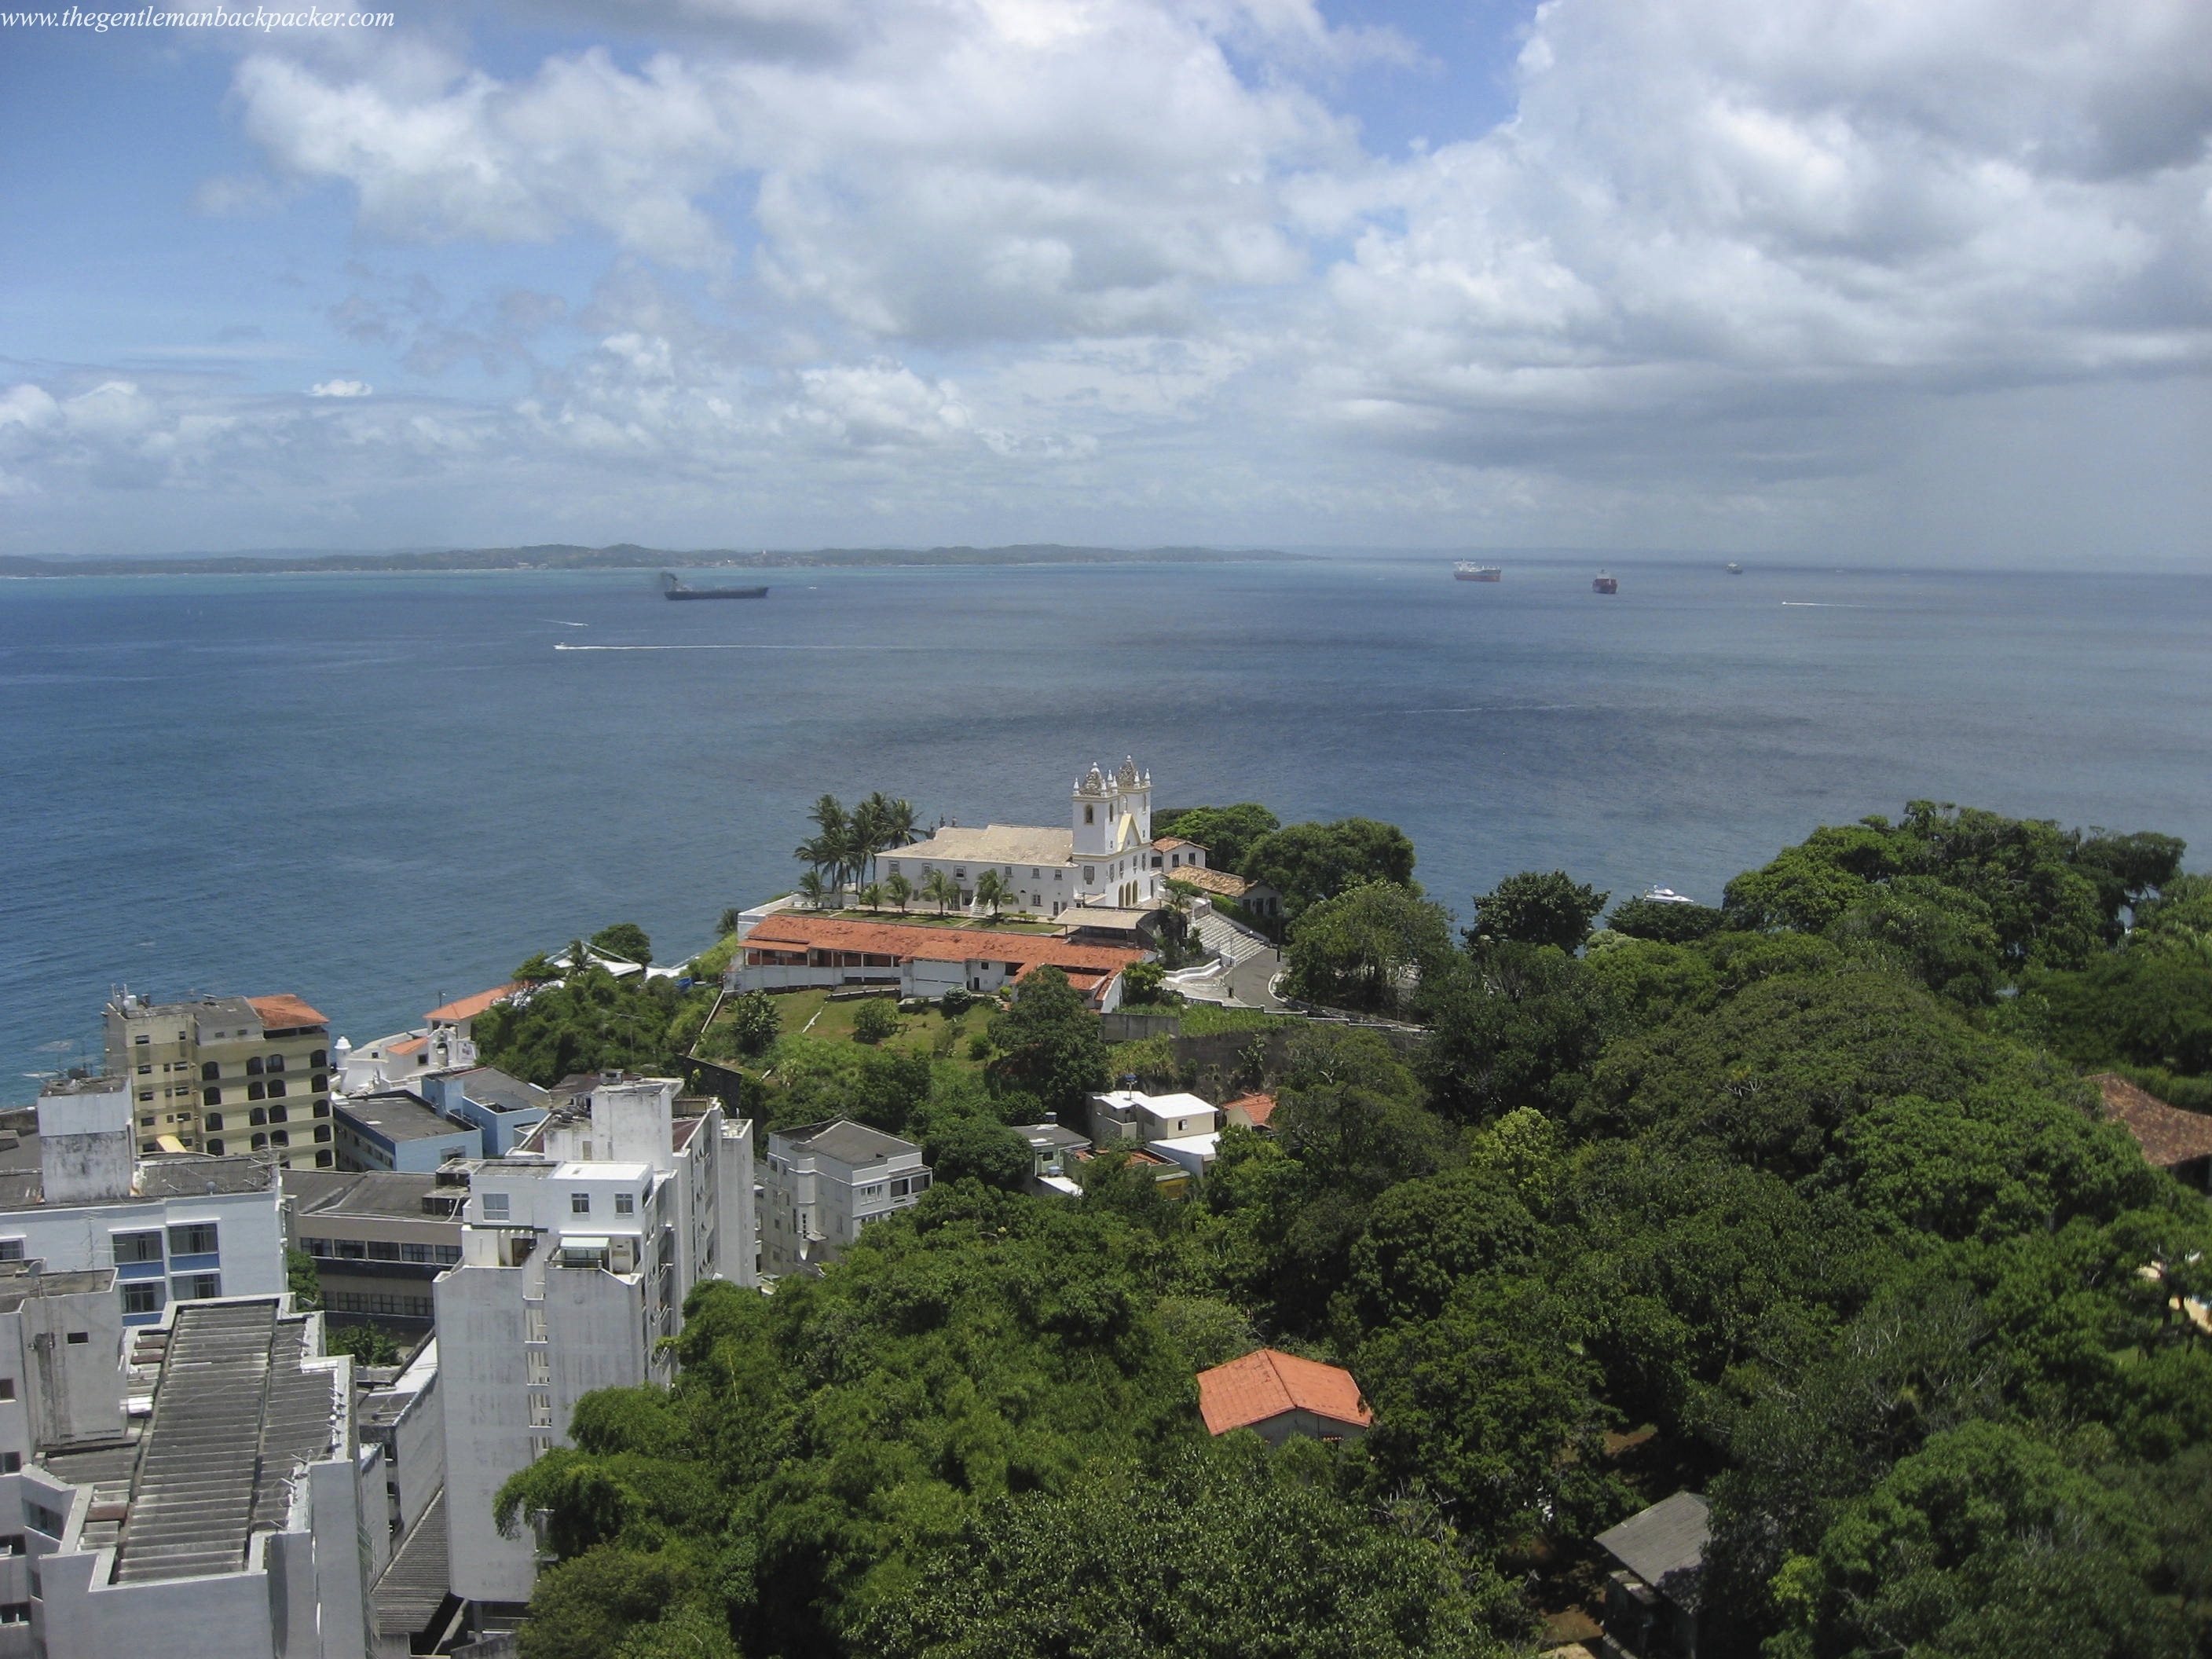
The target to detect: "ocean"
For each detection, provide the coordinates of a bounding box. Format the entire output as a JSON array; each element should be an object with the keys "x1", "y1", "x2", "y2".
[{"x1": 4, "y1": 554, "x2": 2207, "y2": 1101}]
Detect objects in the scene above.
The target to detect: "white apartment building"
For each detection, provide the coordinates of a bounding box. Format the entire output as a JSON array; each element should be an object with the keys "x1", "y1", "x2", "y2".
[
  {"x1": 9, "y1": 1078, "x2": 287, "y2": 1331},
  {"x1": 434, "y1": 1075, "x2": 753, "y2": 1607},
  {"x1": 882, "y1": 757, "x2": 1163, "y2": 916},
  {"x1": 759, "y1": 1119, "x2": 931, "y2": 1278},
  {"x1": 21, "y1": 1295, "x2": 377, "y2": 1659},
  {"x1": 1086, "y1": 1090, "x2": 1221, "y2": 1148}
]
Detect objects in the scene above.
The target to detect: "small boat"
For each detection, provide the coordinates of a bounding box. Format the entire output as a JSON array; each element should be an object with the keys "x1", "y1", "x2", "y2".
[
  {"x1": 1726, "y1": 562, "x2": 1744, "y2": 575},
  {"x1": 1642, "y1": 886, "x2": 1697, "y2": 905},
  {"x1": 1592, "y1": 572, "x2": 1619, "y2": 594},
  {"x1": 661, "y1": 571, "x2": 767, "y2": 601},
  {"x1": 1454, "y1": 562, "x2": 1503, "y2": 582}
]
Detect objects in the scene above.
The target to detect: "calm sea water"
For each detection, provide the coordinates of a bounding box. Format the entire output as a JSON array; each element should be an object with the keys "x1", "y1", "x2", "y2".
[{"x1": 4, "y1": 555, "x2": 2208, "y2": 1101}]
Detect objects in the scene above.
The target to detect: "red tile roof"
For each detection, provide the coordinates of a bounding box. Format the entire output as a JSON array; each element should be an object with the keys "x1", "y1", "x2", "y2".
[
  {"x1": 1221, "y1": 1092, "x2": 1277, "y2": 1130},
  {"x1": 388, "y1": 1036, "x2": 427, "y2": 1057},
  {"x1": 2093, "y1": 1074, "x2": 2212, "y2": 1169},
  {"x1": 247, "y1": 994, "x2": 328, "y2": 1031},
  {"x1": 745, "y1": 914, "x2": 1144, "y2": 976},
  {"x1": 426, "y1": 983, "x2": 518, "y2": 1024},
  {"x1": 1197, "y1": 1349, "x2": 1372, "y2": 1436}
]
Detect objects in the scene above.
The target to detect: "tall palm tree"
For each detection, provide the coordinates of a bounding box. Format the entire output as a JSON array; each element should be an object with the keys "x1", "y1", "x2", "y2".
[
  {"x1": 716, "y1": 906, "x2": 742, "y2": 937},
  {"x1": 922, "y1": 870, "x2": 957, "y2": 915},
  {"x1": 857, "y1": 882, "x2": 885, "y2": 913},
  {"x1": 796, "y1": 871, "x2": 830, "y2": 910},
  {"x1": 886, "y1": 873, "x2": 914, "y2": 915},
  {"x1": 974, "y1": 869, "x2": 1007, "y2": 917},
  {"x1": 881, "y1": 797, "x2": 923, "y2": 848}
]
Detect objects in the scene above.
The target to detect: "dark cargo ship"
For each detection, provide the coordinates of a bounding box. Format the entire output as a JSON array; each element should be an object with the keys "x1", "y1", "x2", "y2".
[
  {"x1": 1592, "y1": 572, "x2": 1619, "y2": 594},
  {"x1": 661, "y1": 571, "x2": 768, "y2": 600}
]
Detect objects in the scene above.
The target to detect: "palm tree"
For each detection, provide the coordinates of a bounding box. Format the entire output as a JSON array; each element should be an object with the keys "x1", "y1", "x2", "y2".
[
  {"x1": 886, "y1": 873, "x2": 914, "y2": 914},
  {"x1": 974, "y1": 869, "x2": 1007, "y2": 918},
  {"x1": 796, "y1": 871, "x2": 830, "y2": 910},
  {"x1": 857, "y1": 882, "x2": 885, "y2": 913},
  {"x1": 716, "y1": 906, "x2": 742, "y2": 937},
  {"x1": 881, "y1": 797, "x2": 923, "y2": 848},
  {"x1": 922, "y1": 870, "x2": 958, "y2": 915}
]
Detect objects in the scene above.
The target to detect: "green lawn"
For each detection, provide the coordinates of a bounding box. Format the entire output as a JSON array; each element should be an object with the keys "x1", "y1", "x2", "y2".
[{"x1": 706, "y1": 986, "x2": 997, "y2": 1067}]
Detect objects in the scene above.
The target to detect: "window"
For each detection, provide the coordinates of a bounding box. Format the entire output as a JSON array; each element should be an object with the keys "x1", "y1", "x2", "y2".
[
  {"x1": 266, "y1": 1053, "x2": 284, "y2": 1074},
  {"x1": 0, "y1": 1240, "x2": 21, "y2": 1263},
  {"x1": 313, "y1": 1098, "x2": 331, "y2": 1118},
  {"x1": 0, "y1": 1536, "x2": 22, "y2": 1556},
  {"x1": 570, "y1": 1192, "x2": 591, "y2": 1214},
  {"x1": 0, "y1": 1455, "x2": 18, "y2": 1474},
  {"x1": 112, "y1": 1230, "x2": 162, "y2": 1264},
  {"x1": 203, "y1": 1090, "x2": 222, "y2": 1108},
  {"x1": 266, "y1": 1079, "x2": 287, "y2": 1097},
  {"x1": 0, "y1": 1602, "x2": 27, "y2": 1625},
  {"x1": 167, "y1": 1222, "x2": 218, "y2": 1256},
  {"x1": 526, "y1": 1305, "x2": 548, "y2": 1340},
  {"x1": 1084, "y1": 804, "x2": 1095, "y2": 823},
  {"x1": 613, "y1": 1192, "x2": 634, "y2": 1215},
  {"x1": 66, "y1": 1330, "x2": 88, "y2": 1344},
  {"x1": 134, "y1": 1033, "x2": 149, "y2": 1045},
  {"x1": 528, "y1": 1349, "x2": 551, "y2": 1383},
  {"x1": 269, "y1": 1130, "x2": 290, "y2": 1148},
  {"x1": 482, "y1": 1192, "x2": 511, "y2": 1219},
  {"x1": 316, "y1": 1149, "x2": 333, "y2": 1167},
  {"x1": 137, "y1": 1063, "x2": 152, "y2": 1075},
  {"x1": 434, "y1": 1244, "x2": 461, "y2": 1265},
  {"x1": 309, "y1": 1048, "x2": 327, "y2": 1068},
  {"x1": 172, "y1": 1273, "x2": 221, "y2": 1301},
  {"x1": 0, "y1": 1379, "x2": 13, "y2": 1401},
  {"x1": 123, "y1": 1282, "x2": 164, "y2": 1315},
  {"x1": 529, "y1": 1434, "x2": 553, "y2": 1459},
  {"x1": 366, "y1": 1240, "x2": 401, "y2": 1261},
  {"x1": 313, "y1": 1124, "x2": 331, "y2": 1143},
  {"x1": 335, "y1": 1239, "x2": 368, "y2": 1259},
  {"x1": 528, "y1": 1391, "x2": 554, "y2": 1426},
  {"x1": 26, "y1": 1501, "x2": 64, "y2": 1535},
  {"x1": 246, "y1": 1056, "x2": 263, "y2": 1076},
  {"x1": 268, "y1": 1105, "x2": 287, "y2": 1122},
  {"x1": 201, "y1": 1060, "x2": 220, "y2": 1080},
  {"x1": 204, "y1": 1110, "x2": 228, "y2": 1132},
  {"x1": 247, "y1": 1082, "x2": 266, "y2": 1101},
  {"x1": 248, "y1": 1107, "x2": 267, "y2": 1126},
  {"x1": 138, "y1": 1090, "x2": 154, "y2": 1103},
  {"x1": 206, "y1": 1139, "x2": 225, "y2": 1155}
]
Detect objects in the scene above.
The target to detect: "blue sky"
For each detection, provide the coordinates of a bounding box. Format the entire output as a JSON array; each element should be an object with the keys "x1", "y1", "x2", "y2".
[{"x1": 2, "y1": 0, "x2": 2207, "y2": 564}]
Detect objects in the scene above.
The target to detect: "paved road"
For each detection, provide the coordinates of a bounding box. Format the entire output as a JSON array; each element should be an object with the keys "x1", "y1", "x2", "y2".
[{"x1": 1221, "y1": 946, "x2": 1287, "y2": 1010}]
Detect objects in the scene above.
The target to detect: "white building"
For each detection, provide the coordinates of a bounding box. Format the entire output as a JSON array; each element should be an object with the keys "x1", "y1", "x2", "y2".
[
  {"x1": 434, "y1": 1075, "x2": 753, "y2": 1608},
  {"x1": 882, "y1": 758, "x2": 1162, "y2": 917},
  {"x1": 1086, "y1": 1090, "x2": 1221, "y2": 1149},
  {"x1": 759, "y1": 1120, "x2": 931, "y2": 1278},
  {"x1": 22, "y1": 1295, "x2": 377, "y2": 1659},
  {"x1": 728, "y1": 914, "x2": 1146, "y2": 1009},
  {"x1": 7, "y1": 1078, "x2": 287, "y2": 1331}
]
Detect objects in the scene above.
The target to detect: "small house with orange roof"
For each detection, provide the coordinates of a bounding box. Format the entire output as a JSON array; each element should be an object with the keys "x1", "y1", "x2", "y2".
[
  {"x1": 1197, "y1": 1348, "x2": 1373, "y2": 1445},
  {"x1": 1221, "y1": 1092, "x2": 1277, "y2": 1131},
  {"x1": 732, "y1": 914, "x2": 1147, "y2": 1009},
  {"x1": 2093, "y1": 1073, "x2": 2212, "y2": 1190}
]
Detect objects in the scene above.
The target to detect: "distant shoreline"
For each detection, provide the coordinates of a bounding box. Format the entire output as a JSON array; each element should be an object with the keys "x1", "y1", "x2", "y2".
[{"x1": 0, "y1": 542, "x2": 1304, "y2": 580}]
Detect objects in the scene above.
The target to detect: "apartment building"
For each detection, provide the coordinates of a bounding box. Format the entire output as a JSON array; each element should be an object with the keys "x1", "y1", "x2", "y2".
[
  {"x1": 9, "y1": 1078, "x2": 286, "y2": 1330},
  {"x1": 332, "y1": 1090, "x2": 479, "y2": 1174},
  {"x1": 435, "y1": 1075, "x2": 753, "y2": 1607},
  {"x1": 282, "y1": 1170, "x2": 466, "y2": 1325},
  {"x1": 24, "y1": 1296, "x2": 377, "y2": 1659},
  {"x1": 760, "y1": 1119, "x2": 932, "y2": 1278},
  {"x1": 104, "y1": 992, "x2": 336, "y2": 1170}
]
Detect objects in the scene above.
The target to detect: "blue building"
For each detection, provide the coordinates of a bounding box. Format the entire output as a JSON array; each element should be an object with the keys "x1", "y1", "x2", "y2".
[
  {"x1": 332, "y1": 1090, "x2": 478, "y2": 1174},
  {"x1": 416, "y1": 1066, "x2": 552, "y2": 1156}
]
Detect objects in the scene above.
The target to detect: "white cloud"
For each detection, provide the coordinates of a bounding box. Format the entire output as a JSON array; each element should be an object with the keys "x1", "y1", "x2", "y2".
[
  {"x1": 13, "y1": 0, "x2": 2205, "y2": 560},
  {"x1": 309, "y1": 379, "x2": 375, "y2": 397}
]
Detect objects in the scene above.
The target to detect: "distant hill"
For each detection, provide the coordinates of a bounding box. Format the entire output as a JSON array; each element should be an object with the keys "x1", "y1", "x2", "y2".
[{"x1": 0, "y1": 542, "x2": 1302, "y2": 578}]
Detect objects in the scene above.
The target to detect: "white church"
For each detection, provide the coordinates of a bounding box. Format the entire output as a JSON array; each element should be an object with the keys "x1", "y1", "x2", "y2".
[{"x1": 883, "y1": 758, "x2": 1199, "y2": 917}]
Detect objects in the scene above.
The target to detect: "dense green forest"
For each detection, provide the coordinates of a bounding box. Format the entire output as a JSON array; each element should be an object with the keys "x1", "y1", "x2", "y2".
[{"x1": 494, "y1": 803, "x2": 2212, "y2": 1659}]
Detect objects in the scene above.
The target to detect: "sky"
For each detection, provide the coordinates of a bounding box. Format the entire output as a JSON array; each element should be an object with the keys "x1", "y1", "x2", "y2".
[{"x1": 2, "y1": 0, "x2": 2208, "y2": 566}]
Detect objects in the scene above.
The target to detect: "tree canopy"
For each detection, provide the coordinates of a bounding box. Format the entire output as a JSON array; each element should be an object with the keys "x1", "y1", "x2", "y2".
[
  {"x1": 504, "y1": 804, "x2": 2212, "y2": 1659},
  {"x1": 1242, "y1": 817, "x2": 1418, "y2": 921}
]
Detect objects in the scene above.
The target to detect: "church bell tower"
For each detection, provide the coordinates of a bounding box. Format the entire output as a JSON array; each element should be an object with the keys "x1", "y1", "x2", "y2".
[{"x1": 1073, "y1": 757, "x2": 1151, "y2": 856}]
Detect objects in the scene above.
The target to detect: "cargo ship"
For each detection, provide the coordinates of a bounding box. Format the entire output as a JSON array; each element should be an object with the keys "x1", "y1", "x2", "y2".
[
  {"x1": 1592, "y1": 572, "x2": 1619, "y2": 594},
  {"x1": 661, "y1": 571, "x2": 768, "y2": 601},
  {"x1": 1454, "y1": 562, "x2": 1503, "y2": 582},
  {"x1": 1726, "y1": 562, "x2": 1744, "y2": 575}
]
